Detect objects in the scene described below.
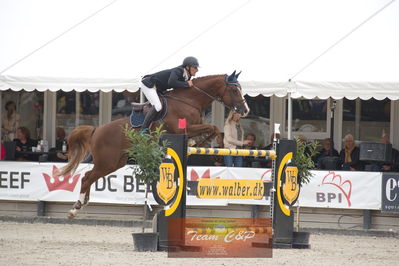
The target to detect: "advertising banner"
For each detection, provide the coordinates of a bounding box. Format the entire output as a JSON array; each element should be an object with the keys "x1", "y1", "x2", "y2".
[
  {"x1": 299, "y1": 170, "x2": 381, "y2": 210},
  {"x1": 381, "y1": 173, "x2": 399, "y2": 213},
  {"x1": 0, "y1": 162, "x2": 384, "y2": 209}
]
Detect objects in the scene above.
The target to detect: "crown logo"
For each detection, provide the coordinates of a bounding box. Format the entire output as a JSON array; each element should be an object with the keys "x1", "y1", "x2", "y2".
[
  {"x1": 190, "y1": 168, "x2": 221, "y2": 181},
  {"x1": 320, "y1": 171, "x2": 352, "y2": 207},
  {"x1": 43, "y1": 165, "x2": 80, "y2": 192}
]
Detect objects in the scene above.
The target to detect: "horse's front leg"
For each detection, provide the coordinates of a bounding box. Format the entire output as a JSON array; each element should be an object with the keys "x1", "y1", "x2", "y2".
[{"x1": 187, "y1": 124, "x2": 221, "y2": 147}]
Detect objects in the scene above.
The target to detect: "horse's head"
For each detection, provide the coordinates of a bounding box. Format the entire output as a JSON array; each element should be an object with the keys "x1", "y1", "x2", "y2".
[{"x1": 222, "y1": 71, "x2": 250, "y2": 117}]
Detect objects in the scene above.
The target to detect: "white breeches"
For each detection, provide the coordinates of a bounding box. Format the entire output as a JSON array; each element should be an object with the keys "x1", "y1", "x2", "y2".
[{"x1": 140, "y1": 81, "x2": 162, "y2": 112}]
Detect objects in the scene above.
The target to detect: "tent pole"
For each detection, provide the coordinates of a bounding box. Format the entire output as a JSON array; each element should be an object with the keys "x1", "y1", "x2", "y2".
[{"x1": 287, "y1": 92, "x2": 292, "y2": 140}]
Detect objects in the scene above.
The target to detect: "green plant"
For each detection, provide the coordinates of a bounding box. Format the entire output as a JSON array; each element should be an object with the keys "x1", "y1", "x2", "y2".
[
  {"x1": 124, "y1": 125, "x2": 169, "y2": 185},
  {"x1": 125, "y1": 125, "x2": 169, "y2": 233},
  {"x1": 291, "y1": 137, "x2": 319, "y2": 232},
  {"x1": 292, "y1": 137, "x2": 319, "y2": 186}
]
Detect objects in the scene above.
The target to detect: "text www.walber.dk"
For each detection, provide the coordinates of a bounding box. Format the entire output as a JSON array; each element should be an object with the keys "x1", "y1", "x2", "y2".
[{"x1": 197, "y1": 179, "x2": 264, "y2": 199}]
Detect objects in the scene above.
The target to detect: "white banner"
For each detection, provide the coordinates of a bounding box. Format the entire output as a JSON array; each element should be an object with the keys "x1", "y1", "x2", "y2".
[
  {"x1": 298, "y1": 170, "x2": 382, "y2": 210},
  {"x1": 0, "y1": 162, "x2": 382, "y2": 209}
]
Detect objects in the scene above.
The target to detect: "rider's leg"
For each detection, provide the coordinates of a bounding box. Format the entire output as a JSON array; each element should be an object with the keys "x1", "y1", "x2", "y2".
[{"x1": 140, "y1": 82, "x2": 162, "y2": 131}]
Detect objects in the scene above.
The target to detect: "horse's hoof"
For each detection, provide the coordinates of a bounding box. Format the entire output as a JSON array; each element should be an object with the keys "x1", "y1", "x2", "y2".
[{"x1": 67, "y1": 209, "x2": 78, "y2": 219}]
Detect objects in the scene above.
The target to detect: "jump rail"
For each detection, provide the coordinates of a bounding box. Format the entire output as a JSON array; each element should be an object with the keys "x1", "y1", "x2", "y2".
[{"x1": 187, "y1": 147, "x2": 276, "y2": 159}]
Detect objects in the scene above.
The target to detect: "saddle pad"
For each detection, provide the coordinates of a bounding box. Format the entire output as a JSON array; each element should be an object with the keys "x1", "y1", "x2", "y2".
[{"x1": 129, "y1": 96, "x2": 168, "y2": 128}]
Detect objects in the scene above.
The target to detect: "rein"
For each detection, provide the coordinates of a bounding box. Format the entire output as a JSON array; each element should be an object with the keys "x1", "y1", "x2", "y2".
[
  {"x1": 192, "y1": 75, "x2": 247, "y2": 111},
  {"x1": 164, "y1": 95, "x2": 201, "y2": 112}
]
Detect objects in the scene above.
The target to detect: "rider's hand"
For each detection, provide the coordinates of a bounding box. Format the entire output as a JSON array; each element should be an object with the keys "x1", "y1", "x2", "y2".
[{"x1": 188, "y1": 80, "x2": 193, "y2": 87}]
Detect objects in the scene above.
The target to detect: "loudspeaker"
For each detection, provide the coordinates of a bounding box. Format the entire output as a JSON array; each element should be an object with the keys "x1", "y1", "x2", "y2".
[{"x1": 359, "y1": 142, "x2": 392, "y2": 162}]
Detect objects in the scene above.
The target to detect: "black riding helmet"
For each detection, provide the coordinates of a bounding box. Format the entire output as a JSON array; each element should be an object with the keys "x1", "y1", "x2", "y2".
[{"x1": 182, "y1": 56, "x2": 199, "y2": 67}]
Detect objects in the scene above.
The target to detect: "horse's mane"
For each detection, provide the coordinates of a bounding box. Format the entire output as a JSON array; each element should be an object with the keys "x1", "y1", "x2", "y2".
[
  {"x1": 192, "y1": 74, "x2": 225, "y2": 82},
  {"x1": 170, "y1": 74, "x2": 226, "y2": 94}
]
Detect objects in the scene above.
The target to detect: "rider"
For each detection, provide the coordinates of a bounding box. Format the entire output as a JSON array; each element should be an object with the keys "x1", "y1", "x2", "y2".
[{"x1": 140, "y1": 56, "x2": 199, "y2": 131}]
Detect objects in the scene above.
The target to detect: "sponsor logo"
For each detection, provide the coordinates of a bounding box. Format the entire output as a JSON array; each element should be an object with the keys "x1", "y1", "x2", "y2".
[
  {"x1": 317, "y1": 171, "x2": 352, "y2": 207},
  {"x1": 42, "y1": 165, "x2": 80, "y2": 192},
  {"x1": 261, "y1": 169, "x2": 272, "y2": 182},
  {"x1": 282, "y1": 166, "x2": 299, "y2": 205},
  {"x1": 168, "y1": 218, "x2": 272, "y2": 258},
  {"x1": 157, "y1": 162, "x2": 176, "y2": 204},
  {"x1": 190, "y1": 168, "x2": 213, "y2": 180},
  {"x1": 197, "y1": 179, "x2": 264, "y2": 199}
]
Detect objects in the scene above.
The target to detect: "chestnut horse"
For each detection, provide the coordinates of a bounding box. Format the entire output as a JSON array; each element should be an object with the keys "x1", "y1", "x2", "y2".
[{"x1": 59, "y1": 71, "x2": 249, "y2": 219}]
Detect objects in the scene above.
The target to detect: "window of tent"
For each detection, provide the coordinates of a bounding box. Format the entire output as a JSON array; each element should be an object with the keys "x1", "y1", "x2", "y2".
[
  {"x1": 111, "y1": 91, "x2": 141, "y2": 121},
  {"x1": 1, "y1": 90, "x2": 44, "y2": 142},
  {"x1": 225, "y1": 95, "x2": 271, "y2": 148},
  {"x1": 342, "y1": 98, "x2": 390, "y2": 142},
  {"x1": 56, "y1": 91, "x2": 99, "y2": 137},
  {"x1": 285, "y1": 98, "x2": 328, "y2": 134}
]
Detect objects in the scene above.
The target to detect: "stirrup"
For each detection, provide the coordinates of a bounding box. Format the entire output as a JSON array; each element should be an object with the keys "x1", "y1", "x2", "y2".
[{"x1": 140, "y1": 128, "x2": 149, "y2": 136}]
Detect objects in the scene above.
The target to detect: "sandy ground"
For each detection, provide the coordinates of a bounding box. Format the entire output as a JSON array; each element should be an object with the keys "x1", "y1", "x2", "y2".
[{"x1": 0, "y1": 221, "x2": 398, "y2": 266}]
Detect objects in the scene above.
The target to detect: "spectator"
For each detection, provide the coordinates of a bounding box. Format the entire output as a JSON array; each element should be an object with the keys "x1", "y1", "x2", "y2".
[
  {"x1": 339, "y1": 134, "x2": 363, "y2": 171},
  {"x1": 55, "y1": 127, "x2": 67, "y2": 151},
  {"x1": 210, "y1": 133, "x2": 224, "y2": 166},
  {"x1": 371, "y1": 135, "x2": 399, "y2": 172},
  {"x1": 13, "y1": 127, "x2": 37, "y2": 161},
  {"x1": 223, "y1": 110, "x2": 251, "y2": 167},
  {"x1": 187, "y1": 139, "x2": 213, "y2": 166},
  {"x1": 48, "y1": 127, "x2": 68, "y2": 162},
  {"x1": 316, "y1": 138, "x2": 339, "y2": 169},
  {"x1": 243, "y1": 133, "x2": 258, "y2": 167},
  {"x1": 1, "y1": 101, "x2": 20, "y2": 141},
  {"x1": 263, "y1": 133, "x2": 281, "y2": 168}
]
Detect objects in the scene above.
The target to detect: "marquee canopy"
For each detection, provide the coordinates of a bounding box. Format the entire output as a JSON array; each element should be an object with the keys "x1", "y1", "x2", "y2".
[{"x1": 0, "y1": 0, "x2": 398, "y2": 100}]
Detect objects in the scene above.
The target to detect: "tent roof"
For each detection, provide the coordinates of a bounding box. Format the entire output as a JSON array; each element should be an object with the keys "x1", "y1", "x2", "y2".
[{"x1": 1, "y1": 0, "x2": 398, "y2": 99}]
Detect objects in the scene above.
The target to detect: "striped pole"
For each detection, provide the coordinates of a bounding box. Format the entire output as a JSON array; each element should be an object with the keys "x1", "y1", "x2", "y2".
[{"x1": 187, "y1": 147, "x2": 276, "y2": 159}]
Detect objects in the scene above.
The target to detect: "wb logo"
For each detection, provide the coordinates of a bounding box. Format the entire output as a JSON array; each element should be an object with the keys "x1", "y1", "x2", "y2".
[{"x1": 157, "y1": 163, "x2": 177, "y2": 204}]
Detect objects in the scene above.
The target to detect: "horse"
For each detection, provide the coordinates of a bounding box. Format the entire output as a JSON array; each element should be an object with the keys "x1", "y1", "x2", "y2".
[{"x1": 58, "y1": 71, "x2": 249, "y2": 219}]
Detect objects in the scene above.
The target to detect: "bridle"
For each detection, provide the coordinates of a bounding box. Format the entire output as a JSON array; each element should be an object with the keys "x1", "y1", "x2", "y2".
[{"x1": 192, "y1": 74, "x2": 247, "y2": 112}]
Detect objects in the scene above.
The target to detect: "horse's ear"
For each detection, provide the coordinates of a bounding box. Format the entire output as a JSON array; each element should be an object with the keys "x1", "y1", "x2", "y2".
[
  {"x1": 235, "y1": 71, "x2": 242, "y2": 79},
  {"x1": 228, "y1": 71, "x2": 236, "y2": 82}
]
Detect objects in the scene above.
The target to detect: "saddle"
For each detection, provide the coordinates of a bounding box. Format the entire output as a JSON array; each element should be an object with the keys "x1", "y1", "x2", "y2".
[{"x1": 129, "y1": 96, "x2": 168, "y2": 128}]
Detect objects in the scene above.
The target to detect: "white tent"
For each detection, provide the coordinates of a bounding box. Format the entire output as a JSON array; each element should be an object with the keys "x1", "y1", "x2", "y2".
[{"x1": 0, "y1": 0, "x2": 398, "y2": 99}]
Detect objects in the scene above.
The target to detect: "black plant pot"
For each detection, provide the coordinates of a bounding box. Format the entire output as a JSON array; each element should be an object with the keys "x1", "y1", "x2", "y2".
[
  {"x1": 292, "y1": 231, "x2": 311, "y2": 249},
  {"x1": 132, "y1": 232, "x2": 159, "y2": 252}
]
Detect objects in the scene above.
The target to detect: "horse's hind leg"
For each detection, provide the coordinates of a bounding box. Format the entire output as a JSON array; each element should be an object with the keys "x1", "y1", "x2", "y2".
[
  {"x1": 68, "y1": 156, "x2": 128, "y2": 219},
  {"x1": 68, "y1": 167, "x2": 108, "y2": 219}
]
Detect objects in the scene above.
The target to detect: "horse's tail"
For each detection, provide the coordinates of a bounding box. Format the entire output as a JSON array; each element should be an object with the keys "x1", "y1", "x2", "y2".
[{"x1": 58, "y1": 125, "x2": 95, "y2": 177}]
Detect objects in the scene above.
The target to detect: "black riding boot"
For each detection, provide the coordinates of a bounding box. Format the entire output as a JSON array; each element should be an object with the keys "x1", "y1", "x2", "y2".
[{"x1": 141, "y1": 106, "x2": 158, "y2": 131}]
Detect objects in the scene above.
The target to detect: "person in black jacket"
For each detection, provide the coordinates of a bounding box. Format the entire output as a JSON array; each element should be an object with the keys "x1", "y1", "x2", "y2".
[
  {"x1": 140, "y1": 56, "x2": 199, "y2": 131},
  {"x1": 339, "y1": 134, "x2": 363, "y2": 171},
  {"x1": 316, "y1": 138, "x2": 339, "y2": 169}
]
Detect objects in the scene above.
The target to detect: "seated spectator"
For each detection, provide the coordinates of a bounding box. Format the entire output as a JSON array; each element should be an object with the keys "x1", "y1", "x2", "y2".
[
  {"x1": 209, "y1": 133, "x2": 224, "y2": 167},
  {"x1": 370, "y1": 135, "x2": 399, "y2": 172},
  {"x1": 339, "y1": 134, "x2": 363, "y2": 171},
  {"x1": 316, "y1": 138, "x2": 339, "y2": 169},
  {"x1": 243, "y1": 133, "x2": 259, "y2": 167},
  {"x1": 187, "y1": 140, "x2": 213, "y2": 166},
  {"x1": 55, "y1": 127, "x2": 67, "y2": 151},
  {"x1": 48, "y1": 127, "x2": 68, "y2": 162},
  {"x1": 262, "y1": 133, "x2": 281, "y2": 168},
  {"x1": 13, "y1": 127, "x2": 37, "y2": 161}
]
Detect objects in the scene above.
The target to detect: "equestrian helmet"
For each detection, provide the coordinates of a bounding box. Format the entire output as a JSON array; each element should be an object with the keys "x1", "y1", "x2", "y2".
[{"x1": 183, "y1": 56, "x2": 199, "y2": 67}]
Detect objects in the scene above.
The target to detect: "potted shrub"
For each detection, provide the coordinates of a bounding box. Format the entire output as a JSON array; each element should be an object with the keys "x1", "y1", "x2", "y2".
[
  {"x1": 291, "y1": 136, "x2": 319, "y2": 248},
  {"x1": 125, "y1": 125, "x2": 169, "y2": 251}
]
